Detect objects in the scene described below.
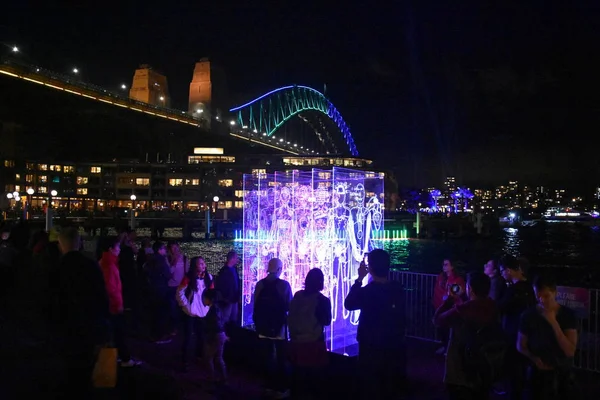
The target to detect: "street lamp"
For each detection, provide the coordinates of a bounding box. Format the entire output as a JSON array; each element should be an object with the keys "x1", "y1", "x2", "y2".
[
  {"x1": 6, "y1": 193, "x2": 13, "y2": 199},
  {"x1": 72, "y1": 67, "x2": 79, "y2": 74},
  {"x1": 213, "y1": 196, "x2": 219, "y2": 202},
  {"x1": 12, "y1": 46, "x2": 18, "y2": 53},
  {"x1": 130, "y1": 194, "x2": 137, "y2": 229},
  {"x1": 27, "y1": 188, "x2": 34, "y2": 196},
  {"x1": 159, "y1": 96, "x2": 164, "y2": 101},
  {"x1": 120, "y1": 84, "x2": 127, "y2": 90},
  {"x1": 46, "y1": 190, "x2": 58, "y2": 231}
]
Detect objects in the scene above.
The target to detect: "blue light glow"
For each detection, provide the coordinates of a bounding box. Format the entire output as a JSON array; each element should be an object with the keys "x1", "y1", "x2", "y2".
[
  {"x1": 229, "y1": 85, "x2": 359, "y2": 156},
  {"x1": 241, "y1": 167, "x2": 384, "y2": 354}
]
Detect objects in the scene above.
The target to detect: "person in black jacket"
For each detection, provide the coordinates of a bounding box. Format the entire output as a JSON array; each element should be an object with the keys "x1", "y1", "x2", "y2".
[
  {"x1": 214, "y1": 251, "x2": 240, "y2": 329},
  {"x1": 145, "y1": 241, "x2": 172, "y2": 343},
  {"x1": 497, "y1": 254, "x2": 536, "y2": 400},
  {"x1": 53, "y1": 227, "x2": 109, "y2": 397},
  {"x1": 344, "y1": 249, "x2": 407, "y2": 400}
]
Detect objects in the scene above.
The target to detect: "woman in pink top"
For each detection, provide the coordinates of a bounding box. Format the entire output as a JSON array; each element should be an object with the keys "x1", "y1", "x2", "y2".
[{"x1": 432, "y1": 259, "x2": 465, "y2": 355}]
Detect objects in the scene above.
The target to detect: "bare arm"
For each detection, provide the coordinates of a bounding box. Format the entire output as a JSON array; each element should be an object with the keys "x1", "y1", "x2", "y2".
[{"x1": 549, "y1": 321, "x2": 577, "y2": 358}]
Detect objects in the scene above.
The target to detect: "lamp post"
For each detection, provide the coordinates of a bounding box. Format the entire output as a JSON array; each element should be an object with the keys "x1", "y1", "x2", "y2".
[
  {"x1": 130, "y1": 194, "x2": 136, "y2": 229},
  {"x1": 46, "y1": 190, "x2": 58, "y2": 231},
  {"x1": 25, "y1": 188, "x2": 34, "y2": 220}
]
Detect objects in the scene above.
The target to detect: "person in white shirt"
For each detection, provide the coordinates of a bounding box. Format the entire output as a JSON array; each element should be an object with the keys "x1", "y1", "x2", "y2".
[
  {"x1": 167, "y1": 241, "x2": 187, "y2": 334},
  {"x1": 177, "y1": 256, "x2": 213, "y2": 370}
]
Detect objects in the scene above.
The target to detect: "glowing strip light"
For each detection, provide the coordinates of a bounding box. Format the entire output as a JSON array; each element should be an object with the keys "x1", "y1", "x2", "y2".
[
  {"x1": 0, "y1": 69, "x2": 19, "y2": 77},
  {"x1": 229, "y1": 133, "x2": 299, "y2": 155},
  {"x1": 22, "y1": 77, "x2": 44, "y2": 85},
  {"x1": 229, "y1": 85, "x2": 325, "y2": 112}
]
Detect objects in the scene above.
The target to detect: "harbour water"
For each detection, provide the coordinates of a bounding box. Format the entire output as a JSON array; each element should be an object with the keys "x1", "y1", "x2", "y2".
[{"x1": 99, "y1": 221, "x2": 600, "y2": 287}]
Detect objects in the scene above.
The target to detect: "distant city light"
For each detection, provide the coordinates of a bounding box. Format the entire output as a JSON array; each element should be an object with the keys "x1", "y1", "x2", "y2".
[
  {"x1": 242, "y1": 125, "x2": 248, "y2": 129},
  {"x1": 12, "y1": 191, "x2": 18, "y2": 198},
  {"x1": 230, "y1": 120, "x2": 235, "y2": 125},
  {"x1": 294, "y1": 144, "x2": 298, "y2": 147},
  {"x1": 213, "y1": 196, "x2": 219, "y2": 202},
  {"x1": 159, "y1": 96, "x2": 165, "y2": 101},
  {"x1": 130, "y1": 194, "x2": 137, "y2": 201},
  {"x1": 12, "y1": 46, "x2": 18, "y2": 53},
  {"x1": 6, "y1": 193, "x2": 13, "y2": 199},
  {"x1": 253, "y1": 129, "x2": 258, "y2": 133},
  {"x1": 50, "y1": 190, "x2": 58, "y2": 197},
  {"x1": 280, "y1": 139, "x2": 284, "y2": 142},
  {"x1": 196, "y1": 109, "x2": 203, "y2": 113},
  {"x1": 27, "y1": 188, "x2": 34, "y2": 195},
  {"x1": 72, "y1": 68, "x2": 79, "y2": 74},
  {"x1": 121, "y1": 84, "x2": 127, "y2": 90}
]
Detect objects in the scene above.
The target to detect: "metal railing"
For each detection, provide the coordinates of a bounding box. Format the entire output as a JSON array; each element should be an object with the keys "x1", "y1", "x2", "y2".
[{"x1": 389, "y1": 270, "x2": 600, "y2": 373}]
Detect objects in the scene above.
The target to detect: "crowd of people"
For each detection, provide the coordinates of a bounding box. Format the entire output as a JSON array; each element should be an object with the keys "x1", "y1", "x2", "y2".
[
  {"x1": 432, "y1": 256, "x2": 578, "y2": 400},
  {"x1": 0, "y1": 220, "x2": 581, "y2": 400}
]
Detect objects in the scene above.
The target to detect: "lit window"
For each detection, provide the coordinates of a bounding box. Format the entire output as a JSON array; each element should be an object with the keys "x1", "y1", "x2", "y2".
[
  {"x1": 4, "y1": 160, "x2": 15, "y2": 168},
  {"x1": 235, "y1": 190, "x2": 244, "y2": 198},
  {"x1": 218, "y1": 179, "x2": 233, "y2": 187},
  {"x1": 26, "y1": 163, "x2": 35, "y2": 170},
  {"x1": 224, "y1": 201, "x2": 233, "y2": 208},
  {"x1": 38, "y1": 186, "x2": 47, "y2": 194},
  {"x1": 50, "y1": 165, "x2": 62, "y2": 171},
  {"x1": 169, "y1": 179, "x2": 183, "y2": 186},
  {"x1": 135, "y1": 178, "x2": 150, "y2": 186},
  {"x1": 15, "y1": 185, "x2": 21, "y2": 192},
  {"x1": 39, "y1": 175, "x2": 47, "y2": 183},
  {"x1": 235, "y1": 201, "x2": 243, "y2": 208},
  {"x1": 91, "y1": 167, "x2": 102, "y2": 174},
  {"x1": 252, "y1": 169, "x2": 266, "y2": 176},
  {"x1": 15, "y1": 174, "x2": 20, "y2": 180},
  {"x1": 25, "y1": 174, "x2": 33, "y2": 182},
  {"x1": 185, "y1": 179, "x2": 200, "y2": 186},
  {"x1": 38, "y1": 164, "x2": 48, "y2": 171},
  {"x1": 77, "y1": 188, "x2": 88, "y2": 195},
  {"x1": 77, "y1": 176, "x2": 89, "y2": 185},
  {"x1": 63, "y1": 166, "x2": 74, "y2": 173}
]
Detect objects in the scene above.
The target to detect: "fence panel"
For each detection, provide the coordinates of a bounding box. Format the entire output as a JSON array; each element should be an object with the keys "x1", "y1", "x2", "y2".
[
  {"x1": 390, "y1": 270, "x2": 439, "y2": 343},
  {"x1": 390, "y1": 271, "x2": 600, "y2": 373}
]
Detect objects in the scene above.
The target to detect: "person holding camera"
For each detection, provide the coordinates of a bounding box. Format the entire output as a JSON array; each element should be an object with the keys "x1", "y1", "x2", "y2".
[
  {"x1": 344, "y1": 249, "x2": 407, "y2": 399},
  {"x1": 433, "y1": 259, "x2": 465, "y2": 355},
  {"x1": 433, "y1": 272, "x2": 500, "y2": 400}
]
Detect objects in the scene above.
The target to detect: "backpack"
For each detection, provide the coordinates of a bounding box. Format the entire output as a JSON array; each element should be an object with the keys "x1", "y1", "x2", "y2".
[
  {"x1": 253, "y1": 278, "x2": 287, "y2": 337},
  {"x1": 288, "y1": 291, "x2": 322, "y2": 342},
  {"x1": 462, "y1": 321, "x2": 508, "y2": 388}
]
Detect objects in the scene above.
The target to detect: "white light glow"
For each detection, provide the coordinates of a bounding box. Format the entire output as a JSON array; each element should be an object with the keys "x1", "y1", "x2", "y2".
[
  {"x1": 130, "y1": 194, "x2": 137, "y2": 201},
  {"x1": 193, "y1": 147, "x2": 224, "y2": 155},
  {"x1": 72, "y1": 68, "x2": 79, "y2": 74},
  {"x1": 27, "y1": 188, "x2": 34, "y2": 195},
  {"x1": 6, "y1": 193, "x2": 13, "y2": 199},
  {"x1": 230, "y1": 120, "x2": 236, "y2": 126},
  {"x1": 50, "y1": 190, "x2": 58, "y2": 197},
  {"x1": 213, "y1": 196, "x2": 219, "y2": 202},
  {"x1": 12, "y1": 46, "x2": 18, "y2": 53}
]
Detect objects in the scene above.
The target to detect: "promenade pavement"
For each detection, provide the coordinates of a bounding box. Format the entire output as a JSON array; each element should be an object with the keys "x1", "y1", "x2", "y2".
[{"x1": 2, "y1": 317, "x2": 599, "y2": 399}]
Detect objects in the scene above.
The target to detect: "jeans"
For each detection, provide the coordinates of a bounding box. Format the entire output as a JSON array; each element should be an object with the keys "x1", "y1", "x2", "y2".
[
  {"x1": 167, "y1": 286, "x2": 180, "y2": 332},
  {"x1": 221, "y1": 302, "x2": 239, "y2": 332},
  {"x1": 358, "y1": 342, "x2": 407, "y2": 400},
  {"x1": 110, "y1": 313, "x2": 131, "y2": 362},
  {"x1": 182, "y1": 315, "x2": 205, "y2": 363},
  {"x1": 150, "y1": 289, "x2": 169, "y2": 339},
  {"x1": 260, "y1": 338, "x2": 289, "y2": 392},
  {"x1": 204, "y1": 332, "x2": 227, "y2": 381},
  {"x1": 528, "y1": 367, "x2": 577, "y2": 400}
]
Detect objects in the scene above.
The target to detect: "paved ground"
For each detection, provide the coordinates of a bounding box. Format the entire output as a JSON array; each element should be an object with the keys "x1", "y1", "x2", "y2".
[{"x1": 2, "y1": 317, "x2": 599, "y2": 399}]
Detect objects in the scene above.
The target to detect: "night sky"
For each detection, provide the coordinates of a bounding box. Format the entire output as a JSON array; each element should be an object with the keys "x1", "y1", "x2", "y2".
[{"x1": 3, "y1": 2, "x2": 600, "y2": 190}]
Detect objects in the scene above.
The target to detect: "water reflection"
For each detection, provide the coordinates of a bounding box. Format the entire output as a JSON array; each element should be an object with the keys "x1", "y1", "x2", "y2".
[{"x1": 502, "y1": 227, "x2": 521, "y2": 257}]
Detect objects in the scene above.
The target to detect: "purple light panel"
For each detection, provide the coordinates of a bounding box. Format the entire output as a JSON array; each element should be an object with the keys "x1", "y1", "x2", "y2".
[{"x1": 242, "y1": 167, "x2": 384, "y2": 354}]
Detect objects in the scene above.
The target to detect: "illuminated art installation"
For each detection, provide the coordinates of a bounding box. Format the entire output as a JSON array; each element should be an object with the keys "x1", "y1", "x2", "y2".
[{"x1": 241, "y1": 167, "x2": 384, "y2": 353}]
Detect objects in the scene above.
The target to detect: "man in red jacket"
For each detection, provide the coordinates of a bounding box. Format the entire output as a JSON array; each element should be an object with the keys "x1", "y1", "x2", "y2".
[{"x1": 100, "y1": 237, "x2": 141, "y2": 367}]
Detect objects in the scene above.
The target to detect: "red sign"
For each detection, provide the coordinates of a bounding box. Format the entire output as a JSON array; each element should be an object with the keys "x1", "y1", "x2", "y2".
[{"x1": 556, "y1": 286, "x2": 590, "y2": 318}]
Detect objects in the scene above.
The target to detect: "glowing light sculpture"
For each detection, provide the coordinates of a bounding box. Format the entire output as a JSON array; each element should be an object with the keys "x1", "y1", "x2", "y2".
[{"x1": 241, "y1": 167, "x2": 384, "y2": 355}]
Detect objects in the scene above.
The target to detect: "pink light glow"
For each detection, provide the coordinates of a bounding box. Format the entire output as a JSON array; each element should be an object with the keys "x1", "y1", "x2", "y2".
[{"x1": 241, "y1": 167, "x2": 384, "y2": 354}]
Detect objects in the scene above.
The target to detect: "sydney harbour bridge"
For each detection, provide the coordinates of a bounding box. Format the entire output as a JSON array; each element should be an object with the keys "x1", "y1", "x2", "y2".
[{"x1": 0, "y1": 57, "x2": 360, "y2": 159}]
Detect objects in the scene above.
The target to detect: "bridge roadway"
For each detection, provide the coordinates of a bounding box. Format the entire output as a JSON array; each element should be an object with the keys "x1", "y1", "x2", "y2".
[
  {"x1": 0, "y1": 59, "x2": 204, "y2": 127},
  {"x1": 0, "y1": 58, "x2": 301, "y2": 155}
]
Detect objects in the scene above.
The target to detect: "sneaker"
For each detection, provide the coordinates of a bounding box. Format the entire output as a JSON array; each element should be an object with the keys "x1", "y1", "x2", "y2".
[
  {"x1": 435, "y1": 346, "x2": 446, "y2": 355},
  {"x1": 121, "y1": 359, "x2": 142, "y2": 367}
]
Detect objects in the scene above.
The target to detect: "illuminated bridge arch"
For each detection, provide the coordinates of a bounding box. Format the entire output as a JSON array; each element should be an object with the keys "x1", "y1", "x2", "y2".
[{"x1": 229, "y1": 85, "x2": 358, "y2": 156}]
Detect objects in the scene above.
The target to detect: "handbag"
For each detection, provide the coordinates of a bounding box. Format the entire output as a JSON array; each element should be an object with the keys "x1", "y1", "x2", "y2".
[{"x1": 92, "y1": 346, "x2": 118, "y2": 388}]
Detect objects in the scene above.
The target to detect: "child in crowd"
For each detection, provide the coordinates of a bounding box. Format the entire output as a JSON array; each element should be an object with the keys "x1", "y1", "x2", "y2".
[{"x1": 201, "y1": 288, "x2": 228, "y2": 384}]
